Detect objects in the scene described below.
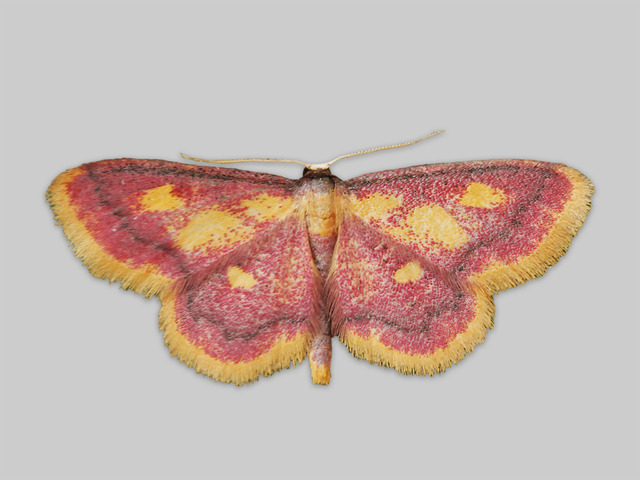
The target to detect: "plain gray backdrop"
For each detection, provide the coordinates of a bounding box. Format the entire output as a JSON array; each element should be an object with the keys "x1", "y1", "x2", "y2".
[{"x1": 1, "y1": 1, "x2": 638, "y2": 479}]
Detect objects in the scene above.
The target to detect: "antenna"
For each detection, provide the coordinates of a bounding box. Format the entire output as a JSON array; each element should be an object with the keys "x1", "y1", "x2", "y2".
[{"x1": 180, "y1": 130, "x2": 445, "y2": 170}]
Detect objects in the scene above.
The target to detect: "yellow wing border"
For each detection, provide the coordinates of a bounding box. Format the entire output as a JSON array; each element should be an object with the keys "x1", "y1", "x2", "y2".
[
  {"x1": 340, "y1": 293, "x2": 495, "y2": 376},
  {"x1": 471, "y1": 165, "x2": 594, "y2": 295},
  {"x1": 46, "y1": 168, "x2": 172, "y2": 298},
  {"x1": 339, "y1": 164, "x2": 593, "y2": 376},
  {"x1": 159, "y1": 289, "x2": 312, "y2": 385}
]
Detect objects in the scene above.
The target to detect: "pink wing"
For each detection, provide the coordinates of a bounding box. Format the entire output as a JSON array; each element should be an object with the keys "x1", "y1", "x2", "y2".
[
  {"x1": 48, "y1": 159, "x2": 321, "y2": 384},
  {"x1": 161, "y1": 216, "x2": 322, "y2": 385},
  {"x1": 48, "y1": 158, "x2": 298, "y2": 296},
  {"x1": 329, "y1": 159, "x2": 593, "y2": 375}
]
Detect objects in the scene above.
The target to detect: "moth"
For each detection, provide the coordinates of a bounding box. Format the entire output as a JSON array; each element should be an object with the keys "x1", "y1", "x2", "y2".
[{"x1": 47, "y1": 132, "x2": 593, "y2": 385}]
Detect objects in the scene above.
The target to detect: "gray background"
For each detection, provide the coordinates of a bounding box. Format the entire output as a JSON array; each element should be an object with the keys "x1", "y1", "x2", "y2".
[{"x1": 1, "y1": 1, "x2": 638, "y2": 479}]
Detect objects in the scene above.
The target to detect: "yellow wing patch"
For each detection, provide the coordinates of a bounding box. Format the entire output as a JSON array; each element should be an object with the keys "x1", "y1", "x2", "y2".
[
  {"x1": 459, "y1": 183, "x2": 506, "y2": 208},
  {"x1": 394, "y1": 261, "x2": 422, "y2": 283},
  {"x1": 176, "y1": 207, "x2": 254, "y2": 252},
  {"x1": 350, "y1": 193, "x2": 468, "y2": 251},
  {"x1": 139, "y1": 184, "x2": 186, "y2": 212},
  {"x1": 389, "y1": 204, "x2": 468, "y2": 251},
  {"x1": 241, "y1": 193, "x2": 294, "y2": 220},
  {"x1": 350, "y1": 193, "x2": 401, "y2": 222},
  {"x1": 227, "y1": 266, "x2": 257, "y2": 289},
  {"x1": 175, "y1": 193, "x2": 293, "y2": 253}
]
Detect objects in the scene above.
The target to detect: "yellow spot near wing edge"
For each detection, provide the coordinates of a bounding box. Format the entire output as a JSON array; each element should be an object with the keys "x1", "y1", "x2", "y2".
[
  {"x1": 139, "y1": 184, "x2": 185, "y2": 212},
  {"x1": 159, "y1": 290, "x2": 311, "y2": 385},
  {"x1": 394, "y1": 261, "x2": 422, "y2": 283},
  {"x1": 459, "y1": 183, "x2": 506, "y2": 208},
  {"x1": 227, "y1": 266, "x2": 257, "y2": 289}
]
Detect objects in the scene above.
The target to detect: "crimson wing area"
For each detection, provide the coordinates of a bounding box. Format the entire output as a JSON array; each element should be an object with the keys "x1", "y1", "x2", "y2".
[
  {"x1": 161, "y1": 217, "x2": 322, "y2": 384},
  {"x1": 330, "y1": 160, "x2": 593, "y2": 375},
  {"x1": 47, "y1": 159, "x2": 320, "y2": 384}
]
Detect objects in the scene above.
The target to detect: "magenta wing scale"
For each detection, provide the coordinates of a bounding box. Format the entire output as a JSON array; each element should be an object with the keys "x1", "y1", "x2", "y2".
[
  {"x1": 330, "y1": 159, "x2": 593, "y2": 375},
  {"x1": 47, "y1": 156, "x2": 593, "y2": 384}
]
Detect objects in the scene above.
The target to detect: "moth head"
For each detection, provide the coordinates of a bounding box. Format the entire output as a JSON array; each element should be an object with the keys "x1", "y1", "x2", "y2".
[{"x1": 302, "y1": 165, "x2": 333, "y2": 178}]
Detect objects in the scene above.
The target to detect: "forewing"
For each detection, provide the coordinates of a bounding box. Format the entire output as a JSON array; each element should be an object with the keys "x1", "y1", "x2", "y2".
[
  {"x1": 47, "y1": 159, "x2": 296, "y2": 297},
  {"x1": 344, "y1": 160, "x2": 593, "y2": 293},
  {"x1": 160, "y1": 216, "x2": 322, "y2": 384},
  {"x1": 330, "y1": 160, "x2": 592, "y2": 374}
]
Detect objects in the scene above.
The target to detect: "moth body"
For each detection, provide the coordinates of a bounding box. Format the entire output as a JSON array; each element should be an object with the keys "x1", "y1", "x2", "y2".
[
  {"x1": 47, "y1": 158, "x2": 593, "y2": 385},
  {"x1": 296, "y1": 170, "x2": 339, "y2": 384}
]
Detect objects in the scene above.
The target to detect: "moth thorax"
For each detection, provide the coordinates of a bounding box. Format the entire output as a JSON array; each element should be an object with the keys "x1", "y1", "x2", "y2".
[
  {"x1": 302, "y1": 178, "x2": 338, "y2": 281},
  {"x1": 305, "y1": 184, "x2": 337, "y2": 238}
]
